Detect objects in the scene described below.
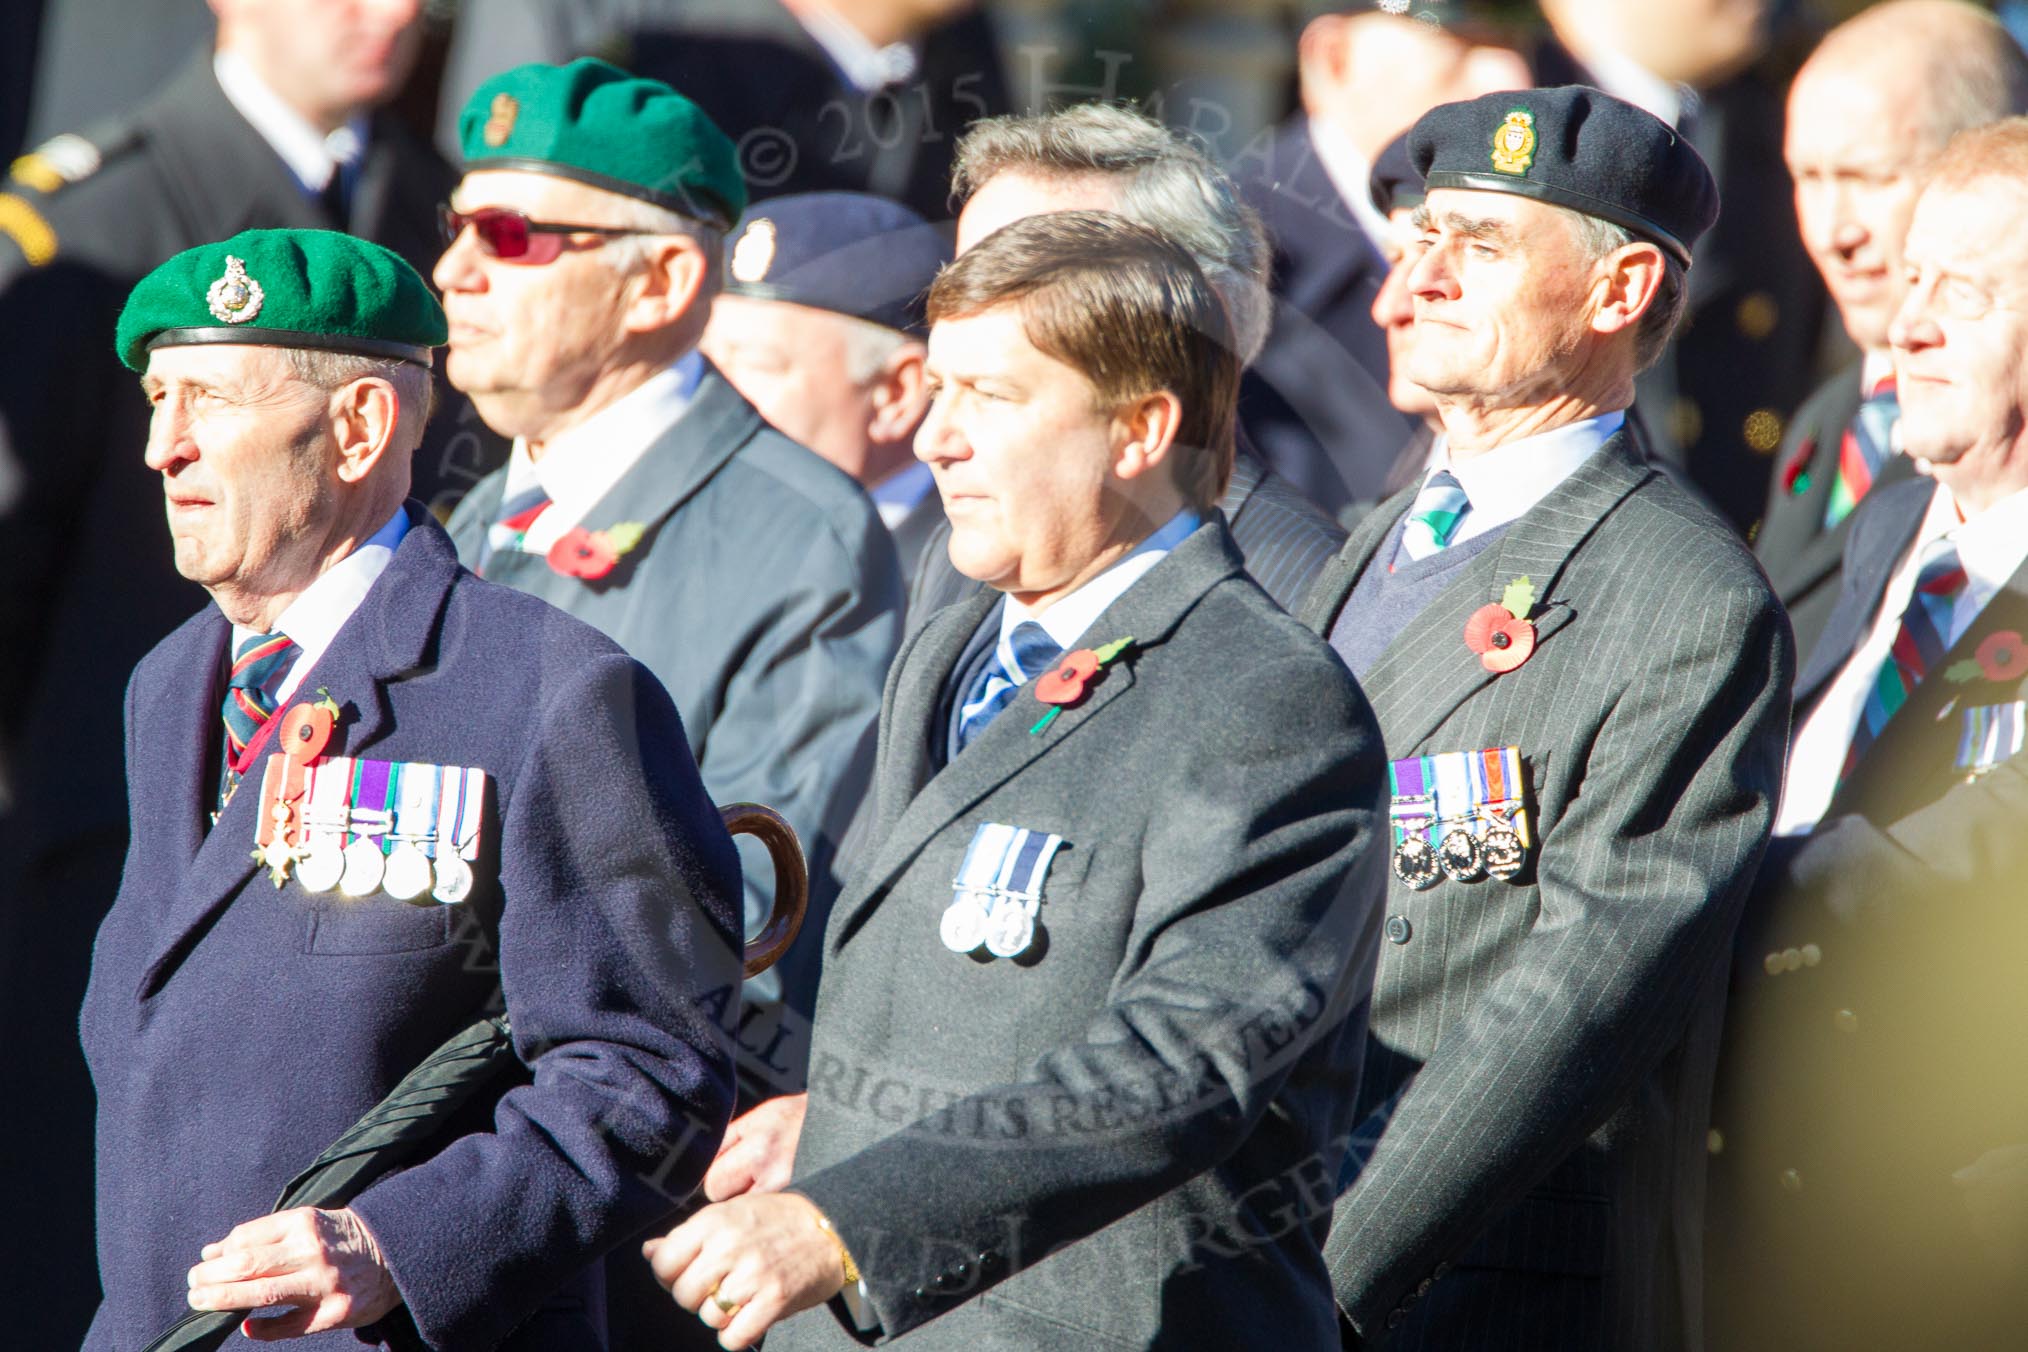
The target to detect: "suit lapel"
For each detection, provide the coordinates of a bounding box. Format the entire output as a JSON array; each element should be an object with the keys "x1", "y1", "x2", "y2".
[
  {"x1": 132, "y1": 611, "x2": 231, "y2": 876},
  {"x1": 138, "y1": 511, "x2": 460, "y2": 996},
  {"x1": 1343, "y1": 433, "x2": 1654, "y2": 753},
  {"x1": 833, "y1": 523, "x2": 1245, "y2": 945},
  {"x1": 145, "y1": 56, "x2": 325, "y2": 241}
]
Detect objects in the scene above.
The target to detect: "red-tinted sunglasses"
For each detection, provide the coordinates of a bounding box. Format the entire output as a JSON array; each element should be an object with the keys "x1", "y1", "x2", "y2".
[{"x1": 437, "y1": 204, "x2": 659, "y2": 264}]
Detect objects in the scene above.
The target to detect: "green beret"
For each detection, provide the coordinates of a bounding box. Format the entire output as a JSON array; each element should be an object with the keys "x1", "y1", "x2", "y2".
[
  {"x1": 457, "y1": 58, "x2": 746, "y2": 229},
  {"x1": 116, "y1": 228, "x2": 446, "y2": 372}
]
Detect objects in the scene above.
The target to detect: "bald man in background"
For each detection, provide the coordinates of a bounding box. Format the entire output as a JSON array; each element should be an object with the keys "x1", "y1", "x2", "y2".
[{"x1": 1754, "y1": 0, "x2": 2028, "y2": 660}]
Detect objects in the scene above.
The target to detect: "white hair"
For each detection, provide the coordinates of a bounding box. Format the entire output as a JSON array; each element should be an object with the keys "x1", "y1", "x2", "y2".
[{"x1": 282, "y1": 348, "x2": 436, "y2": 453}]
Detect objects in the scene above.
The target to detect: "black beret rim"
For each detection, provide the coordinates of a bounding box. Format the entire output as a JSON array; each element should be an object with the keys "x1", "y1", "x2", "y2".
[
  {"x1": 721, "y1": 278, "x2": 923, "y2": 337},
  {"x1": 463, "y1": 155, "x2": 735, "y2": 231},
  {"x1": 142, "y1": 327, "x2": 435, "y2": 366},
  {"x1": 1423, "y1": 169, "x2": 1696, "y2": 266}
]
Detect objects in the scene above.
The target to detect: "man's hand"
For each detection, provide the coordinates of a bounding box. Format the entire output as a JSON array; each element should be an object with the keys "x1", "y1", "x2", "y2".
[
  {"x1": 185, "y1": 1206, "x2": 400, "y2": 1340},
  {"x1": 702, "y1": 1091, "x2": 807, "y2": 1201},
  {"x1": 642, "y1": 1191, "x2": 847, "y2": 1350}
]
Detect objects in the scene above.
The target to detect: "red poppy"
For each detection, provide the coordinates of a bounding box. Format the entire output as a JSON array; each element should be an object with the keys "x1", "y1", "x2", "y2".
[
  {"x1": 1463, "y1": 603, "x2": 1537, "y2": 675},
  {"x1": 279, "y1": 701, "x2": 335, "y2": 763},
  {"x1": 548, "y1": 527, "x2": 619, "y2": 579},
  {"x1": 1976, "y1": 629, "x2": 2028, "y2": 682},
  {"x1": 1035, "y1": 649, "x2": 1102, "y2": 705}
]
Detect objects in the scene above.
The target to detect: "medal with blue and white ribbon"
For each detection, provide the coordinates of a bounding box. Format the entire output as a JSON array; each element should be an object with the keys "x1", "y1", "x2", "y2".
[
  {"x1": 432, "y1": 766, "x2": 484, "y2": 905},
  {"x1": 382, "y1": 763, "x2": 440, "y2": 903},
  {"x1": 984, "y1": 829, "x2": 1063, "y2": 960},
  {"x1": 943, "y1": 824, "x2": 1012, "y2": 954}
]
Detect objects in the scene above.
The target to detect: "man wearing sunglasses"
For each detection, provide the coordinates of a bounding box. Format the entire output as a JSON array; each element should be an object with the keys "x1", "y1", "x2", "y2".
[{"x1": 438, "y1": 62, "x2": 902, "y2": 1101}]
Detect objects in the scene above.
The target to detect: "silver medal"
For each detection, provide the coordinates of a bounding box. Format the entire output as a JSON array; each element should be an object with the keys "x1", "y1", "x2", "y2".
[
  {"x1": 432, "y1": 850, "x2": 474, "y2": 905},
  {"x1": 940, "y1": 890, "x2": 991, "y2": 953},
  {"x1": 296, "y1": 838, "x2": 345, "y2": 893},
  {"x1": 1437, "y1": 825, "x2": 1484, "y2": 883},
  {"x1": 339, "y1": 838, "x2": 387, "y2": 896},
  {"x1": 383, "y1": 842, "x2": 435, "y2": 903},
  {"x1": 1481, "y1": 824, "x2": 1526, "y2": 880},
  {"x1": 984, "y1": 896, "x2": 1036, "y2": 960},
  {"x1": 1393, "y1": 831, "x2": 1442, "y2": 890}
]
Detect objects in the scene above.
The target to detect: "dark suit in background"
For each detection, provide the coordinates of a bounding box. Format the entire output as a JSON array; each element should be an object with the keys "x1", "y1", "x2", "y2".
[
  {"x1": 773, "y1": 519, "x2": 1388, "y2": 1349},
  {"x1": 0, "y1": 53, "x2": 465, "y2": 1346},
  {"x1": 436, "y1": 0, "x2": 1010, "y2": 221},
  {"x1": 1711, "y1": 477, "x2": 2028, "y2": 1348},
  {"x1": 84, "y1": 515, "x2": 742, "y2": 1351},
  {"x1": 1300, "y1": 431, "x2": 1793, "y2": 1349},
  {"x1": 1233, "y1": 116, "x2": 1416, "y2": 518},
  {"x1": 906, "y1": 443, "x2": 1347, "y2": 632},
  {"x1": 1752, "y1": 363, "x2": 1918, "y2": 661}
]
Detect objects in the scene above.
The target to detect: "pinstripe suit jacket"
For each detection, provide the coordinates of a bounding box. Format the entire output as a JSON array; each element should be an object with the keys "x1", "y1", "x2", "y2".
[
  {"x1": 1296, "y1": 429, "x2": 1793, "y2": 1351},
  {"x1": 904, "y1": 445, "x2": 1346, "y2": 632}
]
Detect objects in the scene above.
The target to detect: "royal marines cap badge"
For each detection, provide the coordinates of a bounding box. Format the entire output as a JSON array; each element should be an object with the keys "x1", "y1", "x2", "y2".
[
  {"x1": 1490, "y1": 109, "x2": 1537, "y2": 176},
  {"x1": 942, "y1": 822, "x2": 1066, "y2": 962},
  {"x1": 730, "y1": 218, "x2": 777, "y2": 284},
  {"x1": 205, "y1": 254, "x2": 264, "y2": 325},
  {"x1": 483, "y1": 93, "x2": 519, "y2": 148}
]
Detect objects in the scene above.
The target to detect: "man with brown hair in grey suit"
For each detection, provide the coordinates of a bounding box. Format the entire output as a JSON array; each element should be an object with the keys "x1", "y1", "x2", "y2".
[
  {"x1": 645, "y1": 210, "x2": 1390, "y2": 1350},
  {"x1": 1299, "y1": 86, "x2": 1792, "y2": 1350}
]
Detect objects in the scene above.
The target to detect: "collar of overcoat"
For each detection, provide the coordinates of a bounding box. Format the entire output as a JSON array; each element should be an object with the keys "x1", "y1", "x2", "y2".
[
  {"x1": 1295, "y1": 426, "x2": 1653, "y2": 752},
  {"x1": 828, "y1": 516, "x2": 1247, "y2": 949},
  {"x1": 132, "y1": 505, "x2": 459, "y2": 997}
]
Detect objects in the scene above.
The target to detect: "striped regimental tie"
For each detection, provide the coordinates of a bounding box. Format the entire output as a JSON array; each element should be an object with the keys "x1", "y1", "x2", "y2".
[
  {"x1": 220, "y1": 628, "x2": 301, "y2": 806},
  {"x1": 1395, "y1": 470, "x2": 1472, "y2": 567},
  {"x1": 1842, "y1": 537, "x2": 1967, "y2": 779},
  {"x1": 476, "y1": 484, "x2": 553, "y2": 575},
  {"x1": 954, "y1": 621, "x2": 1063, "y2": 755},
  {"x1": 1824, "y1": 375, "x2": 1899, "y2": 529}
]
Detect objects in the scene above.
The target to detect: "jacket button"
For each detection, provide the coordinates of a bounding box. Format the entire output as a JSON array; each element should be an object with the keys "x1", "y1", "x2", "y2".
[
  {"x1": 913, "y1": 1287, "x2": 931, "y2": 1302},
  {"x1": 935, "y1": 1272, "x2": 959, "y2": 1291},
  {"x1": 1417, "y1": 1277, "x2": 1433, "y2": 1296},
  {"x1": 1780, "y1": 1168, "x2": 1803, "y2": 1193},
  {"x1": 954, "y1": 1261, "x2": 971, "y2": 1279},
  {"x1": 1385, "y1": 915, "x2": 1412, "y2": 945},
  {"x1": 1834, "y1": 1008, "x2": 1859, "y2": 1034},
  {"x1": 1387, "y1": 1308, "x2": 1407, "y2": 1329},
  {"x1": 979, "y1": 1250, "x2": 1003, "y2": 1273}
]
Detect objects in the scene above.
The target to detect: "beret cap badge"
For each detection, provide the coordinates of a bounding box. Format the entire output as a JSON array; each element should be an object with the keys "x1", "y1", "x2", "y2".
[
  {"x1": 205, "y1": 254, "x2": 264, "y2": 324},
  {"x1": 1490, "y1": 109, "x2": 1536, "y2": 176},
  {"x1": 729, "y1": 218, "x2": 777, "y2": 284},
  {"x1": 483, "y1": 93, "x2": 519, "y2": 148}
]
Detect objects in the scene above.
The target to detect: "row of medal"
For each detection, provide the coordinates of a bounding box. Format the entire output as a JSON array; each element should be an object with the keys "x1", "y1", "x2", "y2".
[
  {"x1": 1955, "y1": 699, "x2": 2024, "y2": 779},
  {"x1": 1388, "y1": 747, "x2": 1534, "y2": 890},
  {"x1": 254, "y1": 753, "x2": 487, "y2": 905},
  {"x1": 941, "y1": 822, "x2": 1065, "y2": 962}
]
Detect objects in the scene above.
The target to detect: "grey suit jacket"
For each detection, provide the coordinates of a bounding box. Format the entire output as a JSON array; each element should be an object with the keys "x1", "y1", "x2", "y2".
[
  {"x1": 1752, "y1": 364, "x2": 1919, "y2": 665},
  {"x1": 1297, "y1": 429, "x2": 1793, "y2": 1351},
  {"x1": 904, "y1": 445, "x2": 1347, "y2": 633},
  {"x1": 773, "y1": 519, "x2": 1389, "y2": 1350},
  {"x1": 446, "y1": 366, "x2": 903, "y2": 1032}
]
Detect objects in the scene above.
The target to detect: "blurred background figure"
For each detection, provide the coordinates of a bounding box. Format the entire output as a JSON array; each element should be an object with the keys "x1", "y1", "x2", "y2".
[
  {"x1": 703, "y1": 191, "x2": 952, "y2": 575},
  {"x1": 1755, "y1": 0, "x2": 2028, "y2": 659},
  {"x1": 1710, "y1": 117, "x2": 2028, "y2": 1349},
  {"x1": 0, "y1": 3, "x2": 457, "y2": 1343},
  {"x1": 435, "y1": 0, "x2": 1012, "y2": 220},
  {"x1": 1235, "y1": 1, "x2": 1530, "y2": 518},
  {"x1": 1536, "y1": 0, "x2": 1834, "y2": 536}
]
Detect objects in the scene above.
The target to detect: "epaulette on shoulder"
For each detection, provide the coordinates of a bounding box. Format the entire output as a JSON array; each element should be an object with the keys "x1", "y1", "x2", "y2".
[{"x1": 0, "y1": 119, "x2": 140, "y2": 265}]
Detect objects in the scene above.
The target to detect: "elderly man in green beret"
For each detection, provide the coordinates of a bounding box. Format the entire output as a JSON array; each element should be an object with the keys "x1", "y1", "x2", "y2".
[
  {"x1": 437, "y1": 60, "x2": 903, "y2": 1086},
  {"x1": 84, "y1": 226, "x2": 745, "y2": 1350}
]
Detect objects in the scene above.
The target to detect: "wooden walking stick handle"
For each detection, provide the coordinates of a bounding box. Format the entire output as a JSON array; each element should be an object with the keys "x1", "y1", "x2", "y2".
[{"x1": 720, "y1": 802, "x2": 808, "y2": 978}]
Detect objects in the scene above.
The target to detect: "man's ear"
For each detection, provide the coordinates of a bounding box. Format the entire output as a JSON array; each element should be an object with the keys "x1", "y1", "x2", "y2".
[
  {"x1": 1110, "y1": 389, "x2": 1185, "y2": 485},
  {"x1": 331, "y1": 377, "x2": 399, "y2": 485},
  {"x1": 868, "y1": 343, "x2": 930, "y2": 445},
  {"x1": 623, "y1": 235, "x2": 712, "y2": 334},
  {"x1": 1590, "y1": 240, "x2": 1668, "y2": 339}
]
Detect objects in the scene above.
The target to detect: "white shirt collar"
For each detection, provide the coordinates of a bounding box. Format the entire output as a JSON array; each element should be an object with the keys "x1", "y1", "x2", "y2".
[
  {"x1": 214, "y1": 49, "x2": 367, "y2": 195},
  {"x1": 998, "y1": 509, "x2": 1201, "y2": 658},
  {"x1": 792, "y1": 3, "x2": 920, "y2": 91},
  {"x1": 503, "y1": 352, "x2": 705, "y2": 551},
  {"x1": 231, "y1": 507, "x2": 409, "y2": 705},
  {"x1": 1305, "y1": 115, "x2": 1394, "y2": 257},
  {"x1": 1427, "y1": 412, "x2": 1623, "y2": 546},
  {"x1": 870, "y1": 461, "x2": 934, "y2": 529},
  {"x1": 1579, "y1": 44, "x2": 1689, "y2": 128}
]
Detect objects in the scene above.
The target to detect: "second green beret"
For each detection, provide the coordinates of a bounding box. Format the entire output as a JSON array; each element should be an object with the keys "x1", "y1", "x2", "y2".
[
  {"x1": 458, "y1": 58, "x2": 746, "y2": 229},
  {"x1": 114, "y1": 228, "x2": 447, "y2": 372}
]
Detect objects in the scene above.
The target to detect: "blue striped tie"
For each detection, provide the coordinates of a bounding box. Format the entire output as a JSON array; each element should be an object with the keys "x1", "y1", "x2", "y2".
[
  {"x1": 1395, "y1": 470, "x2": 1471, "y2": 566},
  {"x1": 955, "y1": 621, "x2": 1062, "y2": 754}
]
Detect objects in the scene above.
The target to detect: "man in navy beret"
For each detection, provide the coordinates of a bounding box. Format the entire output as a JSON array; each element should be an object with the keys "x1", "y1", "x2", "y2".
[
  {"x1": 1297, "y1": 86, "x2": 1791, "y2": 1350},
  {"x1": 703, "y1": 191, "x2": 952, "y2": 576}
]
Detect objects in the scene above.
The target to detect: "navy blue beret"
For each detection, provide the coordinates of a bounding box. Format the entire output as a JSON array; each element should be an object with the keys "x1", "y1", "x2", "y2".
[
  {"x1": 1369, "y1": 131, "x2": 1424, "y2": 217},
  {"x1": 722, "y1": 192, "x2": 952, "y2": 337},
  {"x1": 1407, "y1": 85, "x2": 1718, "y2": 266}
]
